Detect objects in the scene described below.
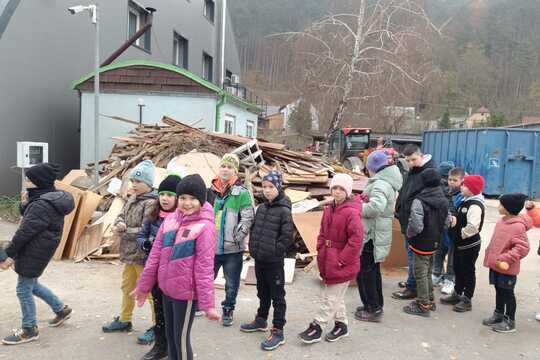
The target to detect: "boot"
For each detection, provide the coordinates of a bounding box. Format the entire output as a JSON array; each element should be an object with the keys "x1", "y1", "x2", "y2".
[
  {"x1": 492, "y1": 316, "x2": 516, "y2": 333},
  {"x1": 141, "y1": 341, "x2": 168, "y2": 360},
  {"x1": 391, "y1": 288, "x2": 417, "y2": 300},
  {"x1": 482, "y1": 311, "x2": 504, "y2": 327},
  {"x1": 440, "y1": 292, "x2": 461, "y2": 305},
  {"x1": 453, "y1": 296, "x2": 472, "y2": 312}
]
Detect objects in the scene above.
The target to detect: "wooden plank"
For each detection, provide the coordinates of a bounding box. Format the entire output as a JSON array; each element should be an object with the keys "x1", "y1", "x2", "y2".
[
  {"x1": 101, "y1": 197, "x2": 125, "y2": 238},
  {"x1": 73, "y1": 222, "x2": 104, "y2": 262},
  {"x1": 167, "y1": 152, "x2": 221, "y2": 187},
  {"x1": 284, "y1": 188, "x2": 311, "y2": 203},
  {"x1": 53, "y1": 181, "x2": 85, "y2": 260},
  {"x1": 292, "y1": 211, "x2": 323, "y2": 254},
  {"x1": 64, "y1": 191, "x2": 103, "y2": 259},
  {"x1": 62, "y1": 170, "x2": 87, "y2": 186}
]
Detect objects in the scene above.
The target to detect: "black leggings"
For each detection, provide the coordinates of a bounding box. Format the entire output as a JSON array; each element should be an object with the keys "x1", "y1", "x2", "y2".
[
  {"x1": 163, "y1": 295, "x2": 196, "y2": 360},
  {"x1": 495, "y1": 286, "x2": 516, "y2": 320},
  {"x1": 152, "y1": 286, "x2": 167, "y2": 349}
]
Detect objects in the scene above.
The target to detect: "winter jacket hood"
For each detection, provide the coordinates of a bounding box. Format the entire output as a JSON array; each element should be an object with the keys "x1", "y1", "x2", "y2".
[
  {"x1": 38, "y1": 191, "x2": 75, "y2": 216},
  {"x1": 483, "y1": 214, "x2": 531, "y2": 275},
  {"x1": 369, "y1": 164, "x2": 402, "y2": 191}
]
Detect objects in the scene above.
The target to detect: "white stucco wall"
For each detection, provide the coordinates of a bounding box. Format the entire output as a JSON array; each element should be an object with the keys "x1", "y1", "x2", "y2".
[
  {"x1": 219, "y1": 101, "x2": 258, "y2": 138},
  {"x1": 80, "y1": 92, "x2": 217, "y2": 167}
]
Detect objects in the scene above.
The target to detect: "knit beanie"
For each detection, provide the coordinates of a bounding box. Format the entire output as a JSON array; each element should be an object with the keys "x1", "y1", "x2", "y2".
[
  {"x1": 176, "y1": 174, "x2": 207, "y2": 206},
  {"x1": 463, "y1": 175, "x2": 485, "y2": 195},
  {"x1": 220, "y1": 153, "x2": 240, "y2": 172},
  {"x1": 421, "y1": 168, "x2": 441, "y2": 188},
  {"x1": 158, "y1": 174, "x2": 182, "y2": 196},
  {"x1": 330, "y1": 173, "x2": 354, "y2": 197},
  {"x1": 262, "y1": 171, "x2": 283, "y2": 191},
  {"x1": 499, "y1": 193, "x2": 528, "y2": 215},
  {"x1": 438, "y1": 161, "x2": 455, "y2": 178},
  {"x1": 130, "y1": 160, "x2": 155, "y2": 188},
  {"x1": 26, "y1": 163, "x2": 60, "y2": 189},
  {"x1": 367, "y1": 150, "x2": 389, "y2": 173}
]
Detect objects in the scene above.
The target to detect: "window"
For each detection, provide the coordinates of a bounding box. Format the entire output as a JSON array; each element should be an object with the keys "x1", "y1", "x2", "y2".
[
  {"x1": 173, "y1": 33, "x2": 188, "y2": 69},
  {"x1": 225, "y1": 69, "x2": 233, "y2": 82},
  {"x1": 224, "y1": 115, "x2": 235, "y2": 134},
  {"x1": 128, "y1": 2, "x2": 151, "y2": 52},
  {"x1": 202, "y1": 52, "x2": 213, "y2": 82},
  {"x1": 246, "y1": 121, "x2": 255, "y2": 138},
  {"x1": 204, "y1": 0, "x2": 215, "y2": 23}
]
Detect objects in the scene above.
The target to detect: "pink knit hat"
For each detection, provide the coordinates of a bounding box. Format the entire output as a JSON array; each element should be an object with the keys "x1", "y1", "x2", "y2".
[{"x1": 330, "y1": 173, "x2": 354, "y2": 197}]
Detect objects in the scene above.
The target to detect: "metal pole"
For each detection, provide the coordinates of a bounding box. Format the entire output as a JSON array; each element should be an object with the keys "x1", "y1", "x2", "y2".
[
  {"x1": 93, "y1": 5, "x2": 100, "y2": 186},
  {"x1": 220, "y1": 0, "x2": 226, "y2": 86}
]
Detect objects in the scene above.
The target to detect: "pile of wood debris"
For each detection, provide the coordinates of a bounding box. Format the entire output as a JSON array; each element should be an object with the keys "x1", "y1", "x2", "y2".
[{"x1": 54, "y1": 115, "x2": 368, "y2": 269}]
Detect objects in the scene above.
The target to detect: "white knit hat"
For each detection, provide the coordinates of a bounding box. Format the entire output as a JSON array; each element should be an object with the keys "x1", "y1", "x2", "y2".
[{"x1": 330, "y1": 173, "x2": 354, "y2": 197}]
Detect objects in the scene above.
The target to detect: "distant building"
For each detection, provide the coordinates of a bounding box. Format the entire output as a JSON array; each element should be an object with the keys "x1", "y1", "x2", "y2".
[{"x1": 466, "y1": 106, "x2": 491, "y2": 128}]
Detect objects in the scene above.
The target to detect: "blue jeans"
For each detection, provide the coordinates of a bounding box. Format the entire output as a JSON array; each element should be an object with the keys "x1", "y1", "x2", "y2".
[
  {"x1": 214, "y1": 252, "x2": 243, "y2": 310},
  {"x1": 405, "y1": 238, "x2": 416, "y2": 290},
  {"x1": 433, "y1": 232, "x2": 455, "y2": 282},
  {"x1": 16, "y1": 276, "x2": 64, "y2": 328}
]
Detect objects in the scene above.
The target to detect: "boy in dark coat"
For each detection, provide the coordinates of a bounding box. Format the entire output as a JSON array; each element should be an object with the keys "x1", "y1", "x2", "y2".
[
  {"x1": 240, "y1": 171, "x2": 293, "y2": 351},
  {"x1": 403, "y1": 168, "x2": 449, "y2": 317},
  {"x1": 1, "y1": 163, "x2": 75, "y2": 345}
]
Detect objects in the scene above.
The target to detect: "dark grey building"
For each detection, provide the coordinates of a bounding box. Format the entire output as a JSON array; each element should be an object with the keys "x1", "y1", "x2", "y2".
[{"x1": 0, "y1": 0, "x2": 241, "y2": 195}]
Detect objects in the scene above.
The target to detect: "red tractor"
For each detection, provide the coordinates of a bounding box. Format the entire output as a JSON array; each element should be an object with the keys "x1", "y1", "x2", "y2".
[{"x1": 326, "y1": 128, "x2": 372, "y2": 172}]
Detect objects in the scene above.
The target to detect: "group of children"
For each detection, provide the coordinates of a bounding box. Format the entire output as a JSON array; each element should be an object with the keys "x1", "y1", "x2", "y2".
[{"x1": 0, "y1": 146, "x2": 538, "y2": 359}]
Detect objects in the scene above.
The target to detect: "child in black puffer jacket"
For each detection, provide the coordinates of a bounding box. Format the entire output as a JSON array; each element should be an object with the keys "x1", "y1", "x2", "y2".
[
  {"x1": 136, "y1": 174, "x2": 181, "y2": 359},
  {"x1": 240, "y1": 171, "x2": 293, "y2": 351}
]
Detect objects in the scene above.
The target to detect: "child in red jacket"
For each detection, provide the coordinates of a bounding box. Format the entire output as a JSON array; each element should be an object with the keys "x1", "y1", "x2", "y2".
[
  {"x1": 482, "y1": 193, "x2": 530, "y2": 333},
  {"x1": 299, "y1": 174, "x2": 364, "y2": 344}
]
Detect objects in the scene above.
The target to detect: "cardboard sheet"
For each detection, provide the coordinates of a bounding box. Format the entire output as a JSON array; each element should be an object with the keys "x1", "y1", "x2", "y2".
[{"x1": 292, "y1": 211, "x2": 323, "y2": 254}]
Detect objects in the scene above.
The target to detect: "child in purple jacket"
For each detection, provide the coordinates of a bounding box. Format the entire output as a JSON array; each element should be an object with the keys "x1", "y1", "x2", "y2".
[{"x1": 133, "y1": 174, "x2": 220, "y2": 360}]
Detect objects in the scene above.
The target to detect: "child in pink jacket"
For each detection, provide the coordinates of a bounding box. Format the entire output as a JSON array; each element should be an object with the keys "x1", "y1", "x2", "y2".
[
  {"x1": 133, "y1": 174, "x2": 220, "y2": 360},
  {"x1": 482, "y1": 193, "x2": 530, "y2": 334}
]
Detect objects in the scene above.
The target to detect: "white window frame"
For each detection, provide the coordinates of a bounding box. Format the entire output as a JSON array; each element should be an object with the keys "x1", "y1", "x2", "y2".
[
  {"x1": 224, "y1": 115, "x2": 236, "y2": 135},
  {"x1": 246, "y1": 120, "x2": 255, "y2": 138},
  {"x1": 203, "y1": 0, "x2": 215, "y2": 23},
  {"x1": 202, "y1": 52, "x2": 213, "y2": 82},
  {"x1": 128, "y1": 7, "x2": 141, "y2": 46},
  {"x1": 173, "y1": 33, "x2": 188, "y2": 68}
]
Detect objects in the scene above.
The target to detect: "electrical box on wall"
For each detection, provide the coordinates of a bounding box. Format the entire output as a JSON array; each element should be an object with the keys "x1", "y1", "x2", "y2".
[{"x1": 17, "y1": 142, "x2": 48, "y2": 168}]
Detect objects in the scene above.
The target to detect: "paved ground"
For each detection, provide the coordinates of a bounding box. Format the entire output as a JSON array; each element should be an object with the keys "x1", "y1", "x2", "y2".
[{"x1": 1, "y1": 201, "x2": 540, "y2": 360}]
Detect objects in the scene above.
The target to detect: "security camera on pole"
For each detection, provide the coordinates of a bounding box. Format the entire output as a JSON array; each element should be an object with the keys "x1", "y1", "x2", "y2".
[{"x1": 68, "y1": 4, "x2": 100, "y2": 186}]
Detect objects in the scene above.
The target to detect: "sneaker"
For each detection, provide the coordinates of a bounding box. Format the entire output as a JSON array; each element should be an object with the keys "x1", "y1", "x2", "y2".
[
  {"x1": 398, "y1": 281, "x2": 407, "y2": 289},
  {"x1": 142, "y1": 342, "x2": 168, "y2": 360},
  {"x1": 403, "y1": 300, "x2": 431, "y2": 318},
  {"x1": 482, "y1": 311, "x2": 504, "y2": 327},
  {"x1": 261, "y1": 328, "x2": 285, "y2": 351},
  {"x1": 102, "y1": 316, "x2": 133, "y2": 333},
  {"x1": 194, "y1": 310, "x2": 204, "y2": 317},
  {"x1": 240, "y1": 317, "x2": 268, "y2": 333},
  {"x1": 440, "y1": 292, "x2": 461, "y2": 305},
  {"x1": 441, "y1": 280, "x2": 455, "y2": 295},
  {"x1": 492, "y1": 317, "x2": 516, "y2": 333},
  {"x1": 222, "y1": 308, "x2": 234, "y2": 327},
  {"x1": 354, "y1": 309, "x2": 383, "y2": 323},
  {"x1": 49, "y1": 305, "x2": 73, "y2": 327},
  {"x1": 325, "y1": 322, "x2": 349, "y2": 342},
  {"x1": 391, "y1": 288, "x2": 417, "y2": 300},
  {"x1": 432, "y1": 274, "x2": 443, "y2": 287},
  {"x1": 299, "y1": 322, "x2": 322, "y2": 344},
  {"x1": 355, "y1": 305, "x2": 365, "y2": 313},
  {"x1": 453, "y1": 296, "x2": 472, "y2": 313},
  {"x1": 2, "y1": 327, "x2": 39, "y2": 345},
  {"x1": 137, "y1": 327, "x2": 155, "y2": 345}
]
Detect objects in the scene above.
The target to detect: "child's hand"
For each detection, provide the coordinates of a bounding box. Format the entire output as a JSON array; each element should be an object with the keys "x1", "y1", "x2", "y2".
[
  {"x1": 205, "y1": 308, "x2": 221, "y2": 322},
  {"x1": 497, "y1": 260, "x2": 510, "y2": 271},
  {"x1": 115, "y1": 222, "x2": 127, "y2": 233},
  {"x1": 451, "y1": 216, "x2": 457, "y2": 228},
  {"x1": 0, "y1": 257, "x2": 14, "y2": 270},
  {"x1": 526, "y1": 201, "x2": 535, "y2": 210},
  {"x1": 130, "y1": 289, "x2": 148, "y2": 307},
  {"x1": 20, "y1": 191, "x2": 28, "y2": 203}
]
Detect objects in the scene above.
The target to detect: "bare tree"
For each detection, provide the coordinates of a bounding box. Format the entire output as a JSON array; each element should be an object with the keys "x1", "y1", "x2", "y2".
[{"x1": 272, "y1": 0, "x2": 445, "y2": 136}]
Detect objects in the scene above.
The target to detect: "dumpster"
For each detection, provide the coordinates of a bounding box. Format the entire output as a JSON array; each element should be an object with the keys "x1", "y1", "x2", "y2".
[{"x1": 423, "y1": 128, "x2": 540, "y2": 198}]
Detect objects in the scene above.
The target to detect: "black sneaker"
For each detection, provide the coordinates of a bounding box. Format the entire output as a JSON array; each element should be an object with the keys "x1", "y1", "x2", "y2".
[
  {"x1": 325, "y1": 322, "x2": 349, "y2": 342},
  {"x1": 240, "y1": 317, "x2": 268, "y2": 332},
  {"x1": 261, "y1": 328, "x2": 285, "y2": 351},
  {"x1": 299, "y1": 322, "x2": 322, "y2": 344},
  {"x1": 142, "y1": 342, "x2": 168, "y2": 360},
  {"x1": 492, "y1": 316, "x2": 516, "y2": 333},
  {"x1": 403, "y1": 301, "x2": 430, "y2": 318},
  {"x1": 49, "y1": 305, "x2": 73, "y2": 327},
  {"x1": 354, "y1": 309, "x2": 383, "y2": 323},
  {"x1": 440, "y1": 292, "x2": 461, "y2": 305},
  {"x1": 222, "y1": 308, "x2": 234, "y2": 327},
  {"x1": 453, "y1": 296, "x2": 472, "y2": 313},
  {"x1": 2, "y1": 327, "x2": 39, "y2": 345},
  {"x1": 482, "y1": 311, "x2": 504, "y2": 327},
  {"x1": 102, "y1": 316, "x2": 133, "y2": 333},
  {"x1": 392, "y1": 288, "x2": 417, "y2": 300}
]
